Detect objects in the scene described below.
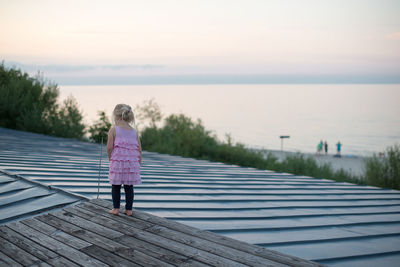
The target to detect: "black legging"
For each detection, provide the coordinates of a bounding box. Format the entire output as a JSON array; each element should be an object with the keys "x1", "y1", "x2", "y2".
[{"x1": 111, "y1": 185, "x2": 134, "y2": 210}]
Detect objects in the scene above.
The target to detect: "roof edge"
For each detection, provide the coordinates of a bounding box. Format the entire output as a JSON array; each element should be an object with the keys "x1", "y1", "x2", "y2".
[{"x1": 0, "y1": 169, "x2": 89, "y2": 201}]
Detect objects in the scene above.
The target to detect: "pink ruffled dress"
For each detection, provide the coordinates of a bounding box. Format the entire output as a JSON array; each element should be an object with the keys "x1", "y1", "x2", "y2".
[{"x1": 108, "y1": 126, "x2": 141, "y2": 185}]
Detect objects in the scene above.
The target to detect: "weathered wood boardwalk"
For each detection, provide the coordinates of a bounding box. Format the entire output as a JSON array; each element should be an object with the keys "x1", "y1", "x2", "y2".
[{"x1": 0, "y1": 198, "x2": 321, "y2": 267}]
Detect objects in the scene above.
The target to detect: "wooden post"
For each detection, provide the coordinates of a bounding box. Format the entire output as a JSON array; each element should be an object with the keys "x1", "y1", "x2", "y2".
[{"x1": 279, "y1": 136, "x2": 290, "y2": 153}]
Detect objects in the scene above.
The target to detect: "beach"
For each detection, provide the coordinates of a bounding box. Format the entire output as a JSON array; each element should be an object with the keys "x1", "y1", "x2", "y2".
[{"x1": 265, "y1": 149, "x2": 366, "y2": 177}]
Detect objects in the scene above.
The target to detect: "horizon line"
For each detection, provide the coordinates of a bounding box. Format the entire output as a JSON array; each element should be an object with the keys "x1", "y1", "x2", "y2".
[
  {"x1": 3, "y1": 61, "x2": 400, "y2": 85},
  {"x1": 55, "y1": 74, "x2": 400, "y2": 86}
]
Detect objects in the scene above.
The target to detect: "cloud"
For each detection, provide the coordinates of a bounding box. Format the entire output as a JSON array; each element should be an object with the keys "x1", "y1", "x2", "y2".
[{"x1": 385, "y1": 32, "x2": 400, "y2": 40}]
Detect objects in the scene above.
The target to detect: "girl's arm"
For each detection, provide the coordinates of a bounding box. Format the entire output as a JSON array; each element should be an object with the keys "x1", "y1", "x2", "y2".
[
  {"x1": 107, "y1": 127, "x2": 115, "y2": 160},
  {"x1": 136, "y1": 132, "x2": 142, "y2": 164}
]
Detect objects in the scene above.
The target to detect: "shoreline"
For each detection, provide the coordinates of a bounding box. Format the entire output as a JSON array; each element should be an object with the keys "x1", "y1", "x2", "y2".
[{"x1": 262, "y1": 149, "x2": 366, "y2": 177}]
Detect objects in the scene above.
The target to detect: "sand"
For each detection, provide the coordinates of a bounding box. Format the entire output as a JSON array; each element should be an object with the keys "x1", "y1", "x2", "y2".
[{"x1": 265, "y1": 150, "x2": 366, "y2": 177}]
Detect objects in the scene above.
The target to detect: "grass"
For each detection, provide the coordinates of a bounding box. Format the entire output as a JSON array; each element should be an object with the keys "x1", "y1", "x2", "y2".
[
  {"x1": 364, "y1": 144, "x2": 400, "y2": 189},
  {"x1": 141, "y1": 113, "x2": 363, "y2": 185}
]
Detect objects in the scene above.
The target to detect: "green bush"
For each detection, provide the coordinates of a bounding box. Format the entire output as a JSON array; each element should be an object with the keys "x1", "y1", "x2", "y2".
[
  {"x1": 49, "y1": 96, "x2": 86, "y2": 139},
  {"x1": 89, "y1": 111, "x2": 112, "y2": 143},
  {"x1": 365, "y1": 144, "x2": 400, "y2": 189},
  {"x1": 141, "y1": 114, "x2": 218, "y2": 158},
  {"x1": 141, "y1": 113, "x2": 361, "y2": 185},
  {"x1": 215, "y1": 142, "x2": 267, "y2": 169},
  {"x1": 276, "y1": 153, "x2": 360, "y2": 184},
  {"x1": 0, "y1": 63, "x2": 86, "y2": 139},
  {"x1": 0, "y1": 63, "x2": 56, "y2": 132},
  {"x1": 134, "y1": 98, "x2": 162, "y2": 130}
]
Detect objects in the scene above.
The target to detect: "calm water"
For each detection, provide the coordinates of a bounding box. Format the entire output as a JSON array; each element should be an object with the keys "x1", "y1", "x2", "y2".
[{"x1": 60, "y1": 84, "x2": 400, "y2": 156}]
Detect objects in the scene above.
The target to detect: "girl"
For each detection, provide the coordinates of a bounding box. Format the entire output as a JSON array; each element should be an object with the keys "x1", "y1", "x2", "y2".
[{"x1": 107, "y1": 104, "x2": 142, "y2": 216}]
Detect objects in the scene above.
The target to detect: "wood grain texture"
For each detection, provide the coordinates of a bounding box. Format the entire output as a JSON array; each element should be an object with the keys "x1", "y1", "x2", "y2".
[
  {"x1": 20, "y1": 217, "x2": 91, "y2": 250},
  {"x1": 6, "y1": 221, "x2": 108, "y2": 267},
  {"x1": 67, "y1": 205, "x2": 215, "y2": 266},
  {"x1": 0, "y1": 250, "x2": 23, "y2": 267},
  {"x1": 0, "y1": 236, "x2": 41, "y2": 266},
  {"x1": 76, "y1": 201, "x2": 283, "y2": 267},
  {"x1": 45, "y1": 256, "x2": 80, "y2": 267},
  {"x1": 0, "y1": 225, "x2": 58, "y2": 261},
  {"x1": 0, "y1": 198, "x2": 323, "y2": 267}
]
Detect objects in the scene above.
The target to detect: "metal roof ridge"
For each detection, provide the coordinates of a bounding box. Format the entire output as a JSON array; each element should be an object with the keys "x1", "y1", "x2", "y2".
[{"x1": 0, "y1": 169, "x2": 89, "y2": 201}]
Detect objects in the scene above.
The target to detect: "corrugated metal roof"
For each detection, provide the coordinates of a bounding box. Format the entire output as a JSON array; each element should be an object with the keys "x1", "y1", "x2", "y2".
[
  {"x1": 0, "y1": 170, "x2": 84, "y2": 225},
  {"x1": 1, "y1": 127, "x2": 400, "y2": 266}
]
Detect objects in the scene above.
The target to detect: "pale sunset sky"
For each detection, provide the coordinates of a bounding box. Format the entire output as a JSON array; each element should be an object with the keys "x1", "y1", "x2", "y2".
[{"x1": 1, "y1": 0, "x2": 399, "y2": 84}]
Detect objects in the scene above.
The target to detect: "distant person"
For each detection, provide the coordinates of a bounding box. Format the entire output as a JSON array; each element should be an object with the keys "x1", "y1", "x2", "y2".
[
  {"x1": 324, "y1": 141, "x2": 328, "y2": 155},
  {"x1": 107, "y1": 104, "x2": 142, "y2": 216},
  {"x1": 317, "y1": 140, "x2": 323, "y2": 155},
  {"x1": 336, "y1": 141, "x2": 342, "y2": 157}
]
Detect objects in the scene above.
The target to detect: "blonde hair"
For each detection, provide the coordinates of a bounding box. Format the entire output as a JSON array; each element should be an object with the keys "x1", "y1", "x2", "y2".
[{"x1": 112, "y1": 104, "x2": 135, "y2": 126}]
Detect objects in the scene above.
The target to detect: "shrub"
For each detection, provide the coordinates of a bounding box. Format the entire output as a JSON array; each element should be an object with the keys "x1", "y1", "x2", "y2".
[
  {"x1": 134, "y1": 98, "x2": 162, "y2": 130},
  {"x1": 0, "y1": 63, "x2": 86, "y2": 139},
  {"x1": 140, "y1": 112, "x2": 361, "y2": 185},
  {"x1": 49, "y1": 96, "x2": 86, "y2": 139},
  {"x1": 1, "y1": 63, "x2": 57, "y2": 132},
  {"x1": 365, "y1": 144, "x2": 400, "y2": 189},
  {"x1": 276, "y1": 153, "x2": 360, "y2": 184},
  {"x1": 89, "y1": 111, "x2": 112, "y2": 143},
  {"x1": 141, "y1": 114, "x2": 218, "y2": 158}
]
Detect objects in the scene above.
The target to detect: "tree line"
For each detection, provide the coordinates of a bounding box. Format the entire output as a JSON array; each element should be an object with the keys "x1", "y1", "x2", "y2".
[{"x1": 0, "y1": 63, "x2": 111, "y2": 142}]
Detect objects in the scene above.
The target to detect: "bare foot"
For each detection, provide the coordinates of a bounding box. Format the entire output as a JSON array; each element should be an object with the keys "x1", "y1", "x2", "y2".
[
  {"x1": 108, "y1": 208, "x2": 119, "y2": 215},
  {"x1": 124, "y1": 210, "x2": 133, "y2": 216}
]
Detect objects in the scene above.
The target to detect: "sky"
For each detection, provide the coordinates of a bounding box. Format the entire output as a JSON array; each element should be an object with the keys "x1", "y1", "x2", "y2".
[{"x1": 1, "y1": 0, "x2": 400, "y2": 84}]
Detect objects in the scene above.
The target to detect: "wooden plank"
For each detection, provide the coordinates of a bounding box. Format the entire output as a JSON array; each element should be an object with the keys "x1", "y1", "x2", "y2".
[
  {"x1": 6, "y1": 221, "x2": 108, "y2": 267},
  {"x1": 76, "y1": 202, "x2": 282, "y2": 267},
  {"x1": 91, "y1": 198, "x2": 320, "y2": 267},
  {"x1": 62, "y1": 202, "x2": 248, "y2": 267},
  {"x1": 0, "y1": 250, "x2": 23, "y2": 267},
  {"x1": 85, "y1": 243, "x2": 176, "y2": 267},
  {"x1": 50, "y1": 209, "x2": 123, "y2": 239},
  {"x1": 29, "y1": 262, "x2": 52, "y2": 267},
  {"x1": 0, "y1": 225, "x2": 58, "y2": 261},
  {"x1": 144, "y1": 224, "x2": 284, "y2": 267},
  {"x1": 68, "y1": 206, "x2": 178, "y2": 267},
  {"x1": 66, "y1": 205, "x2": 207, "y2": 267},
  {"x1": 45, "y1": 256, "x2": 80, "y2": 267},
  {"x1": 115, "y1": 220, "x2": 246, "y2": 266},
  {"x1": 118, "y1": 235, "x2": 208, "y2": 267},
  {"x1": 54, "y1": 207, "x2": 195, "y2": 266},
  {"x1": 36, "y1": 213, "x2": 129, "y2": 253},
  {"x1": 88, "y1": 199, "x2": 286, "y2": 267},
  {"x1": 81, "y1": 245, "x2": 140, "y2": 267},
  {"x1": 0, "y1": 236, "x2": 41, "y2": 266},
  {"x1": 76, "y1": 201, "x2": 153, "y2": 229},
  {"x1": 20, "y1": 217, "x2": 92, "y2": 250}
]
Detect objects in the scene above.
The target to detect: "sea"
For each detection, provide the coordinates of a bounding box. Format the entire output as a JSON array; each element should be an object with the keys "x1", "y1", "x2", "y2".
[{"x1": 59, "y1": 84, "x2": 400, "y2": 157}]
